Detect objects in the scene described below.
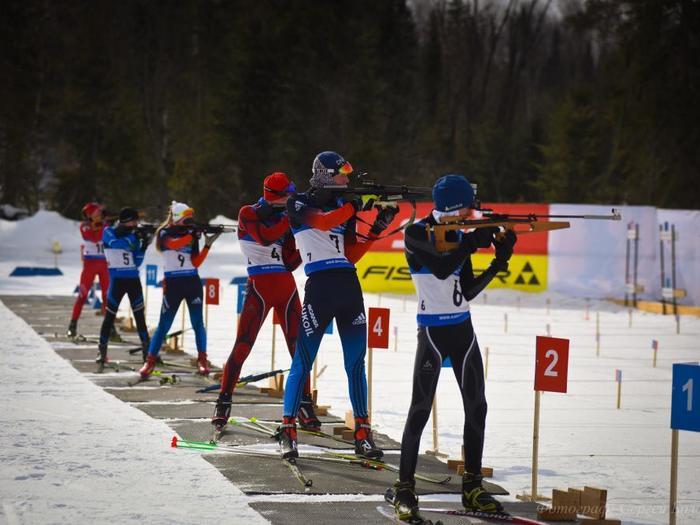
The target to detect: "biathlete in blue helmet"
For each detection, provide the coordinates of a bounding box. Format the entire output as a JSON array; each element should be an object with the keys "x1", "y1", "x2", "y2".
[
  {"x1": 139, "y1": 201, "x2": 221, "y2": 379},
  {"x1": 276, "y1": 151, "x2": 398, "y2": 460},
  {"x1": 390, "y1": 174, "x2": 517, "y2": 522},
  {"x1": 97, "y1": 207, "x2": 153, "y2": 365}
]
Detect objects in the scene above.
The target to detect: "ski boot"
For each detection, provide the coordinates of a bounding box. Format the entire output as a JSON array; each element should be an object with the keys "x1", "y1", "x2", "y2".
[
  {"x1": 298, "y1": 393, "x2": 322, "y2": 431},
  {"x1": 95, "y1": 344, "x2": 108, "y2": 372},
  {"x1": 211, "y1": 393, "x2": 232, "y2": 431},
  {"x1": 391, "y1": 480, "x2": 436, "y2": 524},
  {"x1": 67, "y1": 319, "x2": 78, "y2": 338},
  {"x1": 462, "y1": 471, "x2": 504, "y2": 514},
  {"x1": 276, "y1": 416, "x2": 298, "y2": 459},
  {"x1": 139, "y1": 354, "x2": 158, "y2": 379},
  {"x1": 354, "y1": 416, "x2": 383, "y2": 459},
  {"x1": 197, "y1": 352, "x2": 210, "y2": 375}
]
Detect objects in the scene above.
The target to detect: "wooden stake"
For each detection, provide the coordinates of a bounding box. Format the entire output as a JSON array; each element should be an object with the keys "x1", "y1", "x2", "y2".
[
  {"x1": 431, "y1": 395, "x2": 439, "y2": 453},
  {"x1": 484, "y1": 347, "x2": 490, "y2": 379},
  {"x1": 531, "y1": 390, "x2": 541, "y2": 501},
  {"x1": 676, "y1": 314, "x2": 680, "y2": 335},
  {"x1": 312, "y1": 358, "x2": 318, "y2": 391},
  {"x1": 377, "y1": 293, "x2": 382, "y2": 306},
  {"x1": 670, "y1": 429, "x2": 679, "y2": 525},
  {"x1": 270, "y1": 323, "x2": 277, "y2": 372},
  {"x1": 546, "y1": 323, "x2": 551, "y2": 337},
  {"x1": 653, "y1": 348, "x2": 658, "y2": 368},
  {"x1": 546, "y1": 298, "x2": 550, "y2": 315},
  {"x1": 517, "y1": 296, "x2": 521, "y2": 311},
  {"x1": 628, "y1": 308, "x2": 632, "y2": 328},
  {"x1": 180, "y1": 306, "x2": 186, "y2": 350},
  {"x1": 367, "y1": 347, "x2": 374, "y2": 422},
  {"x1": 596, "y1": 312, "x2": 600, "y2": 357},
  {"x1": 616, "y1": 380, "x2": 622, "y2": 409},
  {"x1": 504, "y1": 313, "x2": 508, "y2": 333},
  {"x1": 393, "y1": 326, "x2": 398, "y2": 352}
]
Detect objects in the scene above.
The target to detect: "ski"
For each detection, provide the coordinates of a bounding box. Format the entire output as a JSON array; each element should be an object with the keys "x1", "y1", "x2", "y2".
[
  {"x1": 420, "y1": 509, "x2": 545, "y2": 525},
  {"x1": 242, "y1": 416, "x2": 355, "y2": 446},
  {"x1": 283, "y1": 457, "x2": 313, "y2": 489},
  {"x1": 376, "y1": 505, "x2": 444, "y2": 525},
  {"x1": 384, "y1": 488, "x2": 543, "y2": 525}
]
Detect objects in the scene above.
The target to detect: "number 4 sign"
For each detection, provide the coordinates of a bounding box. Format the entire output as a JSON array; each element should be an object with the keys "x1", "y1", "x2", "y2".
[
  {"x1": 367, "y1": 307, "x2": 390, "y2": 349},
  {"x1": 534, "y1": 336, "x2": 570, "y2": 393},
  {"x1": 671, "y1": 363, "x2": 700, "y2": 432}
]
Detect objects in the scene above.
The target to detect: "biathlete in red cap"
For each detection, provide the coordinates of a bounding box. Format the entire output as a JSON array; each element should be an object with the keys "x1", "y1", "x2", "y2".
[
  {"x1": 211, "y1": 172, "x2": 320, "y2": 434},
  {"x1": 67, "y1": 202, "x2": 110, "y2": 338}
]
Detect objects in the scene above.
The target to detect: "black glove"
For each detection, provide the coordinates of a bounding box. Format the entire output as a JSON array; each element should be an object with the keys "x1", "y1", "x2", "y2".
[
  {"x1": 134, "y1": 227, "x2": 154, "y2": 250},
  {"x1": 256, "y1": 201, "x2": 275, "y2": 221},
  {"x1": 114, "y1": 225, "x2": 132, "y2": 238},
  {"x1": 204, "y1": 231, "x2": 221, "y2": 249},
  {"x1": 491, "y1": 230, "x2": 517, "y2": 271},
  {"x1": 464, "y1": 226, "x2": 498, "y2": 250},
  {"x1": 370, "y1": 205, "x2": 399, "y2": 235}
]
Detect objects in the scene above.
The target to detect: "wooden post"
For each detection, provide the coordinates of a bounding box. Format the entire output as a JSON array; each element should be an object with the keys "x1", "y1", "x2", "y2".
[
  {"x1": 313, "y1": 358, "x2": 318, "y2": 391},
  {"x1": 676, "y1": 314, "x2": 680, "y2": 335},
  {"x1": 393, "y1": 326, "x2": 398, "y2": 353},
  {"x1": 531, "y1": 390, "x2": 541, "y2": 501},
  {"x1": 670, "y1": 429, "x2": 679, "y2": 525},
  {"x1": 653, "y1": 347, "x2": 658, "y2": 368},
  {"x1": 180, "y1": 306, "x2": 186, "y2": 350},
  {"x1": 628, "y1": 308, "x2": 632, "y2": 328},
  {"x1": 504, "y1": 313, "x2": 508, "y2": 333},
  {"x1": 377, "y1": 293, "x2": 382, "y2": 306},
  {"x1": 546, "y1": 298, "x2": 550, "y2": 315},
  {"x1": 484, "y1": 347, "x2": 490, "y2": 379},
  {"x1": 367, "y1": 347, "x2": 374, "y2": 422},
  {"x1": 596, "y1": 312, "x2": 600, "y2": 357},
  {"x1": 127, "y1": 305, "x2": 135, "y2": 330},
  {"x1": 270, "y1": 323, "x2": 277, "y2": 372},
  {"x1": 431, "y1": 396, "x2": 439, "y2": 453},
  {"x1": 517, "y1": 296, "x2": 521, "y2": 311},
  {"x1": 616, "y1": 380, "x2": 622, "y2": 409},
  {"x1": 546, "y1": 323, "x2": 551, "y2": 337}
]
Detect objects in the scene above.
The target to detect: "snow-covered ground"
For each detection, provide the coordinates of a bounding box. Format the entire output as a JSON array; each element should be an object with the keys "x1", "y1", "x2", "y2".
[{"x1": 1, "y1": 211, "x2": 699, "y2": 524}]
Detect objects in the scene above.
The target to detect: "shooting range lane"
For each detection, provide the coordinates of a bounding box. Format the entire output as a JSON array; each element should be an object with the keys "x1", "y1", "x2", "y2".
[{"x1": 5, "y1": 294, "x2": 567, "y2": 524}]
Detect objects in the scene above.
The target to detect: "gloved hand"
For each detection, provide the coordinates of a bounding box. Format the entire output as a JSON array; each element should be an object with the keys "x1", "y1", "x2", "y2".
[
  {"x1": 370, "y1": 205, "x2": 399, "y2": 235},
  {"x1": 491, "y1": 230, "x2": 517, "y2": 271},
  {"x1": 256, "y1": 201, "x2": 275, "y2": 221},
  {"x1": 344, "y1": 194, "x2": 364, "y2": 213},
  {"x1": 134, "y1": 227, "x2": 154, "y2": 250},
  {"x1": 464, "y1": 226, "x2": 498, "y2": 250},
  {"x1": 204, "y1": 231, "x2": 222, "y2": 249}
]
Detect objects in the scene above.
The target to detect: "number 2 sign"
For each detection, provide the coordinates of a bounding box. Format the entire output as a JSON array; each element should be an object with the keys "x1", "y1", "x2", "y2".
[
  {"x1": 534, "y1": 336, "x2": 570, "y2": 393},
  {"x1": 367, "y1": 307, "x2": 390, "y2": 349}
]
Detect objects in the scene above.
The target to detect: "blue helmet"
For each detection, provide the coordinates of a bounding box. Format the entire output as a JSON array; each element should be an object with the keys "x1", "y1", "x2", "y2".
[
  {"x1": 310, "y1": 151, "x2": 353, "y2": 187},
  {"x1": 432, "y1": 174, "x2": 475, "y2": 212}
]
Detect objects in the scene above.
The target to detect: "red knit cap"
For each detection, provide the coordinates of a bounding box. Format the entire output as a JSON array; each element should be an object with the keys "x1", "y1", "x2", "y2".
[{"x1": 263, "y1": 172, "x2": 294, "y2": 202}]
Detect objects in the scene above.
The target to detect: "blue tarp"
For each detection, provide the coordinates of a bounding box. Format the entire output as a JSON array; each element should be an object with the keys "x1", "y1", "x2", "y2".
[{"x1": 10, "y1": 267, "x2": 63, "y2": 277}]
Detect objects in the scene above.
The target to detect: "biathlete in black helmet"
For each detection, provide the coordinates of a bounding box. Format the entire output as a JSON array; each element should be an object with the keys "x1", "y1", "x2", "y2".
[
  {"x1": 276, "y1": 151, "x2": 398, "y2": 461},
  {"x1": 390, "y1": 174, "x2": 517, "y2": 522}
]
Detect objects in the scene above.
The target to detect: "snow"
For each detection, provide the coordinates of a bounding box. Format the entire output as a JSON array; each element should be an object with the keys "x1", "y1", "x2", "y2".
[
  {"x1": 0, "y1": 301, "x2": 267, "y2": 525},
  {"x1": 2, "y1": 211, "x2": 700, "y2": 524}
]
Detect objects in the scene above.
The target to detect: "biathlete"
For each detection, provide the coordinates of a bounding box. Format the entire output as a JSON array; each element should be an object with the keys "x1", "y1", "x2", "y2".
[
  {"x1": 212, "y1": 172, "x2": 320, "y2": 432},
  {"x1": 276, "y1": 151, "x2": 398, "y2": 460},
  {"x1": 98, "y1": 207, "x2": 153, "y2": 365},
  {"x1": 390, "y1": 174, "x2": 516, "y2": 522},
  {"x1": 139, "y1": 201, "x2": 220, "y2": 379},
  {"x1": 67, "y1": 202, "x2": 110, "y2": 338}
]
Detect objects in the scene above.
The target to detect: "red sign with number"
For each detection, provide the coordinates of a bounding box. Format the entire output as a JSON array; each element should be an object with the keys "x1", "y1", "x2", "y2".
[
  {"x1": 205, "y1": 278, "x2": 220, "y2": 305},
  {"x1": 534, "y1": 336, "x2": 569, "y2": 393},
  {"x1": 367, "y1": 307, "x2": 390, "y2": 348}
]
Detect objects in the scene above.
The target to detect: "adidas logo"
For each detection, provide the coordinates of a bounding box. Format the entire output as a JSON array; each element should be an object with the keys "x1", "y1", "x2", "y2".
[
  {"x1": 352, "y1": 312, "x2": 367, "y2": 326},
  {"x1": 294, "y1": 200, "x2": 304, "y2": 211},
  {"x1": 192, "y1": 297, "x2": 202, "y2": 305}
]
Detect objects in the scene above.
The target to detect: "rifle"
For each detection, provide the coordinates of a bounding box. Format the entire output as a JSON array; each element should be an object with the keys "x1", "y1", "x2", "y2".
[
  {"x1": 168, "y1": 223, "x2": 236, "y2": 235},
  {"x1": 430, "y1": 208, "x2": 621, "y2": 252}
]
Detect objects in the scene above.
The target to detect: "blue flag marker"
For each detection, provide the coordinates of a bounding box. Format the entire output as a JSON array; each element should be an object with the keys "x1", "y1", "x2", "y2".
[
  {"x1": 671, "y1": 362, "x2": 700, "y2": 432},
  {"x1": 442, "y1": 356, "x2": 452, "y2": 368},
  {"x1": 324, "y1": 321, "x2": 334, "y2": 334},
  {"x1": 146, "y1": 264, "x2": 158, "y2": 286}
]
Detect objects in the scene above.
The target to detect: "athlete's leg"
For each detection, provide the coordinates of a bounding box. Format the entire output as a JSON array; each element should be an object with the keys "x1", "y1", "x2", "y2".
[
  {"x1": 184, "y1": 276, "x2": 206, "y2": 353},
  {"x1": 398, "y1": 326, "x2": 442, "y2": 482},
  {"x1": 99, "y1": 278, "x2": 127, "y2": 348},
  {"x1": 96, "y1": 261, "x2": 110, "y2": 315},
  {"x1": 274, "y1": 281, "x2": 311, "y2": 396},
  {"x1": 335, "y1": 276, "x2": 369, "y2": 417},
  {"x1": 282, "y1": 276, "x2": 333, "y2": 418},
  {"x1": 219, "y1": 279, "x2": 270, "y2": 396},
  {"x1": 448, "y1": 320, "x2": 487, "y2": 475},
  {"x1": 71, "y1": 262, "x2": 98, "y2": 321},
  {"x1": 147, "y1": 279, "x2": 182, "y2": 357},
  {"x1": 126, "y1": 278, "x2": 149, "y2": 345}
]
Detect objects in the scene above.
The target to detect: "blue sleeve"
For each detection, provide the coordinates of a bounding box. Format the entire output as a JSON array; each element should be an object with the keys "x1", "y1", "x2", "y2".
[{"x1": 102, "y1": 228, "x2": 135, "y2": 250}]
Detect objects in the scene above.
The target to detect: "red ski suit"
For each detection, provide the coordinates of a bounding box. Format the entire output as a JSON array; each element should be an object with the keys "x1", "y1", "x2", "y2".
[
  {"x1": 71, "y1": 222, "x2": 110, "y2": 321},
  {"x1": 219, "y1": 203, "x2": 311, "y2": 397}
]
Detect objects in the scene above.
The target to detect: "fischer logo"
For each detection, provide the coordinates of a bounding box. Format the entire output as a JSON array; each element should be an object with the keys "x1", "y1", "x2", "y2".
[
  {"x1": 301, "y1": 304, "x2": 320, "y2": 336},
  {"x1": 361, "y1": 265, "x2": 412, "y2": 281},
  {"x1": 352, "y1": 312, "x2": 367, "y2": 326}
]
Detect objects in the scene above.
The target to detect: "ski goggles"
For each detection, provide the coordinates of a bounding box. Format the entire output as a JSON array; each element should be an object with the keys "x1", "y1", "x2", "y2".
[{"x1": 337, "y1": 161, "x2": 353, "y2": 175}]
